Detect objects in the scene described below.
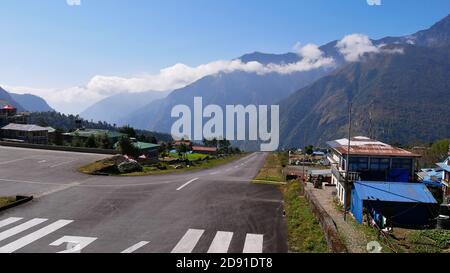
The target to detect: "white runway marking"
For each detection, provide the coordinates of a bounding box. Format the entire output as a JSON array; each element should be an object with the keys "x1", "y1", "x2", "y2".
[
  {"x1": 50, "y1": 236, "x2": 97, "y2": 253},
  {"x1": 0, "y1": 217, "x2": 23, "y2": 229},
  {"x1": 176, "y1": 178, "x2": 198, "y2": 191},
  {"x1": 210, "y1": 171, "x2": 220, "y2": 175},
  {"x1": 207, "y1": 231, "x2": 233, "y2": 253},
  {"x1": 0, "y1": 220, "x2": 73, "y2": 253},
  {"x1": 0, "y1": 218, "x2": 47, "y2": 242},
  {"x1": 121, "y1": 241, "x2": 150, "y2": 253},
  {"x1": 0, "y1": 178, "x2": 63, "y2": 186},
  {"x1": 242, "y1": 234, "x2": 264, "y2": 253},
  {"x1": 171, "y1": 229, "x2": 204, "y2": 253},
  {"x1": 0, "y1": 157, "x2": 35, "y2": 165},
  {"x1": 50, "y1": 159, "x2": 78, "y2": 168}
]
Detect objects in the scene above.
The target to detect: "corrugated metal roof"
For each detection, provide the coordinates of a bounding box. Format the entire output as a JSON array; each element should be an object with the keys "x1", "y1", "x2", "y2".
[
  {"x1": 437, "y1": 162, "x2": 450, "y2": 173},
  {"x1": 1, "y1": 123, "x2": 49, "y2": 132},
  {"x1": 327, "y1": 136, "x2": 420, "y2": 157},
  {"x1": 353, "y1": 181, "x2": 437, "y2": 204},
  {"x1": 135, "y1": 142, "x2": 160, "y2": 150},
  {"x1": 192, "y1": 146, "x2": 217, "y2": 152}
]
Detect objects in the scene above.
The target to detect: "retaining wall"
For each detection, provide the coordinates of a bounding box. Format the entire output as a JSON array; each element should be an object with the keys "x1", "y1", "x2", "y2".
[{"x1": 303, "y1": 184, "x2": 348, "y2": 253}]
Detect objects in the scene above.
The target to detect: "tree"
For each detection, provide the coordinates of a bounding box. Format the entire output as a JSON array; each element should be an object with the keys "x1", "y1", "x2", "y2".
[
  {"x1": 176, "y1": 143, "x2": 188, "y2": 160},
  {"x1": 304, "y1": 145, "x2": 314, "y2": 155},
  {"x1": 218, "y1": 138, "x2": 231, "y2": 154},
  {"x1": 117, "y1": 137, "x2": 141, "y2": 157},
  {"x1": 148, "y1": 136, "x2": 158, "y2": 144},
  {"x1": 119, "y1": 125, "x2": 137, "y2": 138},
  {"x1": 53, "y1": 128, "x2": 64, "y2": 146},
  {"x1": 85, "y1": 134, "x2": 98, "y2": 148},
  {"x1": 431, "y1": 139, "x2": 450, "y2": 161},
  {"x1": 159, "y1": 142, "x2": 168, "y2": 158},
  {"x1": 72, "y1": 138, "x2": 85, "y2": 148},
  {"x1": 99, "y1": 134, "x2": 112, "y2": 149}
]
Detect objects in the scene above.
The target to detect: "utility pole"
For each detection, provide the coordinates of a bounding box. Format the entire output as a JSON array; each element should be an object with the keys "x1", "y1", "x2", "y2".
[
  {"x1": 344, "y1": 102, "x2": 352, "y2": 221},
  {"x1": 303, "y1": 132, "x2": 307, "y2": 183}
]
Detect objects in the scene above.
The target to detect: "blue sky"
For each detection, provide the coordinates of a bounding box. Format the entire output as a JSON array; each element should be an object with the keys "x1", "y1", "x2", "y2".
[{"x1": 0, "y1": 0, "x2": 449, "y2": 113}]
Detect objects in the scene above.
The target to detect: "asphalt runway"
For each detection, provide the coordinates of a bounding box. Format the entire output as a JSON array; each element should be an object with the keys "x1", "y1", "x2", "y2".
[{"x1": 0, "y1": 146, "x2": 287, "y2": 253}]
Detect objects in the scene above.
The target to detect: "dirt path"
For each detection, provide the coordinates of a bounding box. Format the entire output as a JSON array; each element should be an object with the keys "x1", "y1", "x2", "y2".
[{"x1": 307, "y1": 184, "x2": 368, "y2": 253}]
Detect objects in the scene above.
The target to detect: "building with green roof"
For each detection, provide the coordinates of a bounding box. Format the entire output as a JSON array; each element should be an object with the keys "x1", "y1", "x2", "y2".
[{"x1": 114, "y1": 138, "x2": 161, "y2": 163}]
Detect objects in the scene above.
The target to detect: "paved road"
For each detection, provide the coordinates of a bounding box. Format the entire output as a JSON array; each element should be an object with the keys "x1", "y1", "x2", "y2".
[{"x1": 0, "y1": 146, "x2": 287, "y2": 253}]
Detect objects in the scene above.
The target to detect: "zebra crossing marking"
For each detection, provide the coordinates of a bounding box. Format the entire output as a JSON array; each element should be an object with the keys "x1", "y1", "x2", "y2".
[
  {"x1": 171, "y1": 229, "x2": 205, "y2": 253},
  {"x1": 207, "y1": 231, "x2": 233, "y2": 253},
  {"x1": 121, "y1": 241, "x2": 150, "y2": 253},
  {"x1": 0, "y1": 220, "x2": 73, "y2": 253},
  {"x1": 243, "y1": 234, "x2": 264, "y2": 253},
  {"x1": 0, "y1": 218, "x2": 47, "y2": 242},
  {"x1": 0, "y1": 217, "x2": 23, "y2": 229},
  {"x1": 0, "y1": 216, "x2": 265, "y2": 253}
]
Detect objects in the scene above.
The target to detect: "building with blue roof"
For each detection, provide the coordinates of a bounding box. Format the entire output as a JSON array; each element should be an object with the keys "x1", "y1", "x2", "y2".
[
  {"x1": 351, "y1": 181, "x2": 438, "y2": 228},
  {"x1": 436, "y1": 154, "x2": 450, "y2": 197},
  {"x1": 417, "y1": 168, "x2": 443, "y2": 183}
]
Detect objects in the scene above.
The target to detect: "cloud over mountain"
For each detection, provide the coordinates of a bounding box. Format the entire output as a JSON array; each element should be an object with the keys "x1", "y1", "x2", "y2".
[
  {"x1": 336, "y1": 34, "x2": 403, "y2": 62},
  {"x1": 6, "y1": 43, "x2": 333, "y2": 114}
]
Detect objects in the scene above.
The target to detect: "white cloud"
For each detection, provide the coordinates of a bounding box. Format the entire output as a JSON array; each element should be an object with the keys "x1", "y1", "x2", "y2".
[
  {"x1": 66, "y1": 0, "x2": 81, "y2": 6},
  {"x1": 336, "y1": 34, "x2": 380, "y2": 62},
  {"x1": 6, "y1": 44, "x2": 334, "y2": 115},
  {"x1": 367, "y1": 0, "x2": 382, "y2": 6},
  {"x1": 336, "y1": 34, "x2": 403, "y2": 62}
]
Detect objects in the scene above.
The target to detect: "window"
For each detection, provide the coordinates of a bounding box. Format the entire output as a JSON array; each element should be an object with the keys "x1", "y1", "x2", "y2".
[
  {"x1": 349, "y1": 157, "x2": 369, "y2": 171},
  {"x1": 391, "y1": 158, "x2": 412, "y2": 170},
  {"x1": 370, "y1": 158, "x2": 390, "y2": 170}
]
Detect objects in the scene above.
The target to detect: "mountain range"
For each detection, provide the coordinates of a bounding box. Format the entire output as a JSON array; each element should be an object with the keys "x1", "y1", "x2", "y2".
[
  {"x1": 2, "y1": 13, "x2": 450, "y2": 149},
  {"x1": 0, "y1": 86, "x2": 54, "y2": 113},
  {"x1": 112, "y1": 13, "x2": 449, "y2": 149},
  {"x1": 80, "y1": 90, "x2": 171, "y2": 125},
  {"x1": 279, "y1": 44, "x2": 450, "y2": 148}
]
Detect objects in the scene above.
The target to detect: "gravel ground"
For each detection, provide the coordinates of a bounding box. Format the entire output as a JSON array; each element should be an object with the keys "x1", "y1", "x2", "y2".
[{"x1": 306, "y1": 184, "x2": 368, "y2": 253}]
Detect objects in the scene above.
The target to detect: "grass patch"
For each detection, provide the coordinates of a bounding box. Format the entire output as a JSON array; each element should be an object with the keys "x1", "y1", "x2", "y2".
[
  {"x1": 347, "y1": 215, "x2": 399, "y2": 253},
  {"x1": 169, "y1": 152, "x2": 209, "y2": 161},
  {"x1": 253, "y1": 153, "x2": 286, "y2": 182},
  {"x1": 79, "y1": 154, "x2": 246, "y2": 176},
  {"x1": 0, "y1": 197, "x2": 16, "y2": 208},
  {"x1": 251, "y1": 180, "x2": 287, "y2": 186},
  {"x1": 397, "y1": 229, "x2": 450, "y2": 253},
  {"x1": 281, "y1": 181, "x2": 328, "y2": 253},
  {"x1": 123, "y1": 154, "x2": 244, "y2": 176}
]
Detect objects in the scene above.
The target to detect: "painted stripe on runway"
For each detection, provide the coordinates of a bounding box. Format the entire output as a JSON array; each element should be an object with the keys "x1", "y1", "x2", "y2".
[
  {"x1": 207, "y1": 231, "x2": 233, "y2": 253},
  {"x1": 0, "y1": 220, "x2": 73, "y2": 253},
  {"x1": 171, "y1": 229, "x2": 204, "y2": 253},
  {"x1": 121, "y1": 241, "x2": 150, "y2": 253},
  {"x1": 176, "y1": 178, "x2": 198, "y2": 191},
  {"x1": 50, "y1": 159, "x2": 78, "y2": 168},
  {"x1": 0, "y1": 218, "x2": 47, "y2": 242},
  {"x1": 0, "y1": 157, "x2": 34, "y2": 165},
  {"x1": 242, "y1": 234, "x2": 264, "y2": 253},
  {"x1": 0, "y1": 217, "x2": 23, "y2": 229}
]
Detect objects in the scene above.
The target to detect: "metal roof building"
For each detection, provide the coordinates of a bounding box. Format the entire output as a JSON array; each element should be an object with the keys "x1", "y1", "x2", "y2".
[
  {"x1": 2, "y1": 123, "x2": 49, "y2": 132},
  {"x1": 327, "y1": 136, "x2": 421, "y2": 157},
  {"x1": 351, "y1": 181, "x2": 438, "y2": 228}
]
